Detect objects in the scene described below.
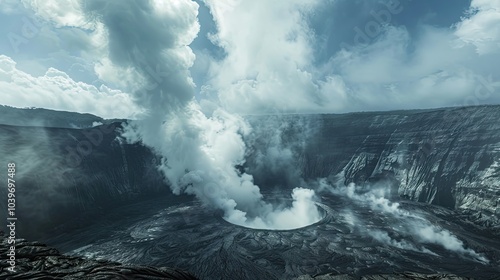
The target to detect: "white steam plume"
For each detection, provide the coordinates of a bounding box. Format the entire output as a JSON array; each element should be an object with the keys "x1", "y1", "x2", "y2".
[
  {"x1": 317, "y1": 179, "x2": 488, "y2": 263},
  {"x1": 81, "y1": 0, "x2": 321, "y2": 230}
]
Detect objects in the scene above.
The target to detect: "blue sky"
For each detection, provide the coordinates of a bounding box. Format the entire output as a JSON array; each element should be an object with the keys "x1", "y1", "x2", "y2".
[{"x1": 0, "y1": 0, "x2": 498, "y2": 118}]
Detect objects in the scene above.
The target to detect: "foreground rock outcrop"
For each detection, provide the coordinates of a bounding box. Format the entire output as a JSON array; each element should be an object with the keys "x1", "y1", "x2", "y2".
[{"x1": 0, "y1": 232, "x2": 198, "y2": 280}]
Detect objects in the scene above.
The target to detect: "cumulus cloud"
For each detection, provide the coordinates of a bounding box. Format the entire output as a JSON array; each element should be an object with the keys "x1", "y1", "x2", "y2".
[
  {"x1": 455, "y1": 0, "x2": 500, "y2": 55},
  {"x1": 22, "y1": 0, "x2": 90, "y2": 28},
  {"x1": 0, "y1": 54, "x2": 140, "y2": 118},
  {"x1": 330, "y1": 22, "x2": 500, "y2": 111},
  {"x1": 201, "y1": 0, "x2": 500, "y2": 114},
  {"x1": 81, "y1": 0, "x2": 200, "y2": 111},
  {"x1": 5, "y1": 0, "x2": 500, "y2": 116}
]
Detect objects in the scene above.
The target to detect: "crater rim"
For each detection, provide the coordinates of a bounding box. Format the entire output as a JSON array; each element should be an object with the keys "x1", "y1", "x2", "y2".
[{"x1": 220, "y1": 202, "x2": 327, "y2": 231}]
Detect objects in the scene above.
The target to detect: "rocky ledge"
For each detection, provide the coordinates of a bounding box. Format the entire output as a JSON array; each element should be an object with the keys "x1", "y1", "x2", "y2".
[{"x1": 0, "y1": 231, "x2": 198, "y2": 280}]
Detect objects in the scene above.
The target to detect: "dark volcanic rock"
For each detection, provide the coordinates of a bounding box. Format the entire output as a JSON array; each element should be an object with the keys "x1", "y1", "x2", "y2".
[
  {"x1": 0, "y1": 122, "x2": 176, "y2": 240},
  {"x1": 0, "y1": 231, "x2": 198, "y2": 280},
  {"x1": 0, "y1": 105, "x2": 123, "y2": 128},
  {"x1": 294, "y1": 272, "x2": 473, "y2": 279}
]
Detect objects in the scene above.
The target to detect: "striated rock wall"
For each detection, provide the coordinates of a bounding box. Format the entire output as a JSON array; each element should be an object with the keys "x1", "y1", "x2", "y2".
[{"x1": 330, "y1": 106, "x2": 500, "y2": 230}]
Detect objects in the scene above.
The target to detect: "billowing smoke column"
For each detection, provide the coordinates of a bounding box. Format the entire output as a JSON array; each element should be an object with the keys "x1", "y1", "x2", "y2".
[{"x1": 82, "y1": 0, "x2": 321, "y2": 229}]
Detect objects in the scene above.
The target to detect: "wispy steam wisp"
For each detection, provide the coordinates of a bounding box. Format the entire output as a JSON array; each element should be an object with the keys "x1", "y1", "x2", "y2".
[{"x1": 318, "y1": 179, "x2": 488, "y2": 263}]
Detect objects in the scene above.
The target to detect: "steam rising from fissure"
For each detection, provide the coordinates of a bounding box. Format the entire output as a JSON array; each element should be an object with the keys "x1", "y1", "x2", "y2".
[{"x1": 316, "y1": 179, "x2": 488, "y2": 263}]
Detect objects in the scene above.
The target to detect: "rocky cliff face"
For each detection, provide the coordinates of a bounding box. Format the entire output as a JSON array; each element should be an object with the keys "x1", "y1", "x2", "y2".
[
  {"x1": 0, "y1": 122, "x2": 175, "y2": 240},
  {"x1": 334, "y1": 106, "x2": 500, "y2": 230}
]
